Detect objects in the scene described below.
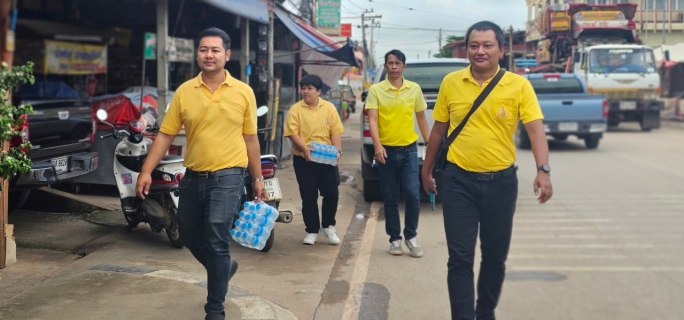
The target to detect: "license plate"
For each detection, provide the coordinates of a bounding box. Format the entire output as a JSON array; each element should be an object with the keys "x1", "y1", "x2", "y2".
[
  {"x1": 558, "y1": 122, "x2": 578, "y2": 132},
  {"x1": 620, "y1": 101, "x2": 637, "y2": 110},
  {"x1": 263, "y1": 178, "x2": 282, "y2": 201},
  {"x1": 51, "y1": 156, "x2": 68, "y2": 173}
]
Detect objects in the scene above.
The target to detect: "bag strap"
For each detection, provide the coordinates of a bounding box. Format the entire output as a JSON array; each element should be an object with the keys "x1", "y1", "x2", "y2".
[{"x1": 440, "y1": 68, "x2": 506, "y2": 150}]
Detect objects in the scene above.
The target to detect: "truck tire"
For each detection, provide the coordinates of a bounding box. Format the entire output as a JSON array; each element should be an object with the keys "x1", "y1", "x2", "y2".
[
  {"x1": 584, "y1": 136, "x2": 600, "y2": 149},
  {"x1": 515, "y1": 126, "x2": 532, "y2": 150},
  {"x1": 8, "y1": 190, "x2": 30, "y2": 214},
  {"x1": 552, "y1": 134, "x2": 568, "y2": 141},
  {"x1": 363, "y1": 179, "x2": 382, "y2": 202}
]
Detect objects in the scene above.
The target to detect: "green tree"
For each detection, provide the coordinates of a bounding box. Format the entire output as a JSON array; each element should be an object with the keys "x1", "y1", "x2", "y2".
[
  {"x1": 0, "y1": 62, "x2": 34, "y2": 190},
  {"x1": 434, "y1": 35, "x2": 464, "y2": 58}
]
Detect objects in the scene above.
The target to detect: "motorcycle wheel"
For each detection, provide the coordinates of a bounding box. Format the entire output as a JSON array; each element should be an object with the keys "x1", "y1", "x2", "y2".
[
  {"x1": 166, "y1": 220, "x2": 183, "y2": 248},
  {"x1": 125, "y1": 214, "x2": 140, "y2": 229},
  {"x1": 260, "y1": 228, "x2": 275, "y2": 252}
]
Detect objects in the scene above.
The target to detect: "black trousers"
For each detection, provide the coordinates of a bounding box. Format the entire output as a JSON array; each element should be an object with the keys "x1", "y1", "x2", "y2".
[
  {"x1": 293, "y1": 155, "x2": 340, "y2": 234},
  {"x1": 436, "y1": 162, "x2": 518, "y2": 320}
]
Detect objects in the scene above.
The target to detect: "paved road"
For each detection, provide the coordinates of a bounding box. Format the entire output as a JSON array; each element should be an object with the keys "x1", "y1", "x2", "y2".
[{"x1": 347, "y1": 122, "x2": 684, "y2": 320}]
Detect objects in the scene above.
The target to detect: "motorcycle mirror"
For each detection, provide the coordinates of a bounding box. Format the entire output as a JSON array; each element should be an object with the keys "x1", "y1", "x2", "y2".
[
  {"x1": 96, "y1": 109, "x2": 108, "y2": 121},
  {"x1": 257, "y1": 105, "x2": 268, "y2": 117}
]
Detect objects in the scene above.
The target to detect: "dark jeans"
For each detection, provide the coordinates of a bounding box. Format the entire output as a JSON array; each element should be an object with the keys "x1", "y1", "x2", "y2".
[
  {"x1": 293, "y1": 155, "x2": 340, "y2": 233},
  {"x1": 437, "y1": 162, "x2": 518, "y2": 320},
  {"x1": 175, "y1": 168, "x2": 245, "y2": 316},
  {"x1": 377, "y1": 142, "x2": 420, "y2": 243}
]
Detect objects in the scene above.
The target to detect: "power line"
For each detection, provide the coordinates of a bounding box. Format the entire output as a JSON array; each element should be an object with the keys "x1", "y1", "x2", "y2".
[
  {"x1": 381, "y1": 22, "x2": 465, "y2": 33},
  {"x1": 347, "y1": 0, "x2": 366, "y2": 10},
  {"x1": 366, "y1": 0, "x2": 478, "y2": 21}
]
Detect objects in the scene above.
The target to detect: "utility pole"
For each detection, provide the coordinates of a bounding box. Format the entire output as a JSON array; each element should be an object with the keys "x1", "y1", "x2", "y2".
[
  {"x1": 438, "y1": 28, "x2": 443, "y2": 56},
  {"x1": 369, "y1": 17, "x2": 381, "y2": 69},
  {"x1": 508, "y1": 25, "x2": 514, "y2": 71},
  {"x1": 0, "y1": 0, "x2": 11, "y2": 269},
  {"x1": 662, "y1": 4, "x2": 666, "y2": 45},
  {"x1": 156, "y1": 0, "x2": 169, "y2": 120},
  {"x1": 360, "y1": 9, "x2": 381, "y2": 86}
]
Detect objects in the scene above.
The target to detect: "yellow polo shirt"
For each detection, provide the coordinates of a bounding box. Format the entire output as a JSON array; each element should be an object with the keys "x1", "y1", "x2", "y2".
[
  {"x1": 432, "y1": 67, "x2": 544, "y2": 172},
  {"x1": 283, "y1": 98, "x2": 344, "y2": 157},
  {"x1": 160, "y1": 70, "x2": 257, "y2": 171},
  {"x1": 364, "y1": 78, "x2": 427, "y2": 146}
]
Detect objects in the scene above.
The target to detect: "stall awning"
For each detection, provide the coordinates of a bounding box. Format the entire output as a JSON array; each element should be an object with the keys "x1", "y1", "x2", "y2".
[
  {"x1": 274, "y1": 7, "x2": 358, "y2": 67},
  {"x1": 201, "y1": 0, "x2": 269, "y2": 24}
]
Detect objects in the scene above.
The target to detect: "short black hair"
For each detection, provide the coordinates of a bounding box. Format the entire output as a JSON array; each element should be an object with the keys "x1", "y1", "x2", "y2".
[
  {"x1": 196, "y1": 27, "x2": 231, "y2": 50},
  {"x1": 465, "y1": 21, "x2": 505, "y2": 48},
  {"x1": 299, "y1": 75, "x2": 323, "y2": 91},
  {"x1": 384, "y1": 50, "x2": 406, "y2": 65}
]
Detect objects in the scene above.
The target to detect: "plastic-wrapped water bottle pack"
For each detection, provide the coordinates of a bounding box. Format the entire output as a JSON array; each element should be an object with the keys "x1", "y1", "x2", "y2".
[
  {"x1": 230, "y1": 201, "x2": 277, "y2": 250},
  {"x1": 309, "y1": 141, "x2": 338, "y2": 165}
]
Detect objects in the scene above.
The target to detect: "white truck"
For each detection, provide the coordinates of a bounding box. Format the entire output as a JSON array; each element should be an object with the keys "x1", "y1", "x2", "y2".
[
  {"x1": 572, "y1": 44, "x2": 663, "y2": 131},
  {"x1": 359, "y1": 58, "x2": 470, "y2": 201}
]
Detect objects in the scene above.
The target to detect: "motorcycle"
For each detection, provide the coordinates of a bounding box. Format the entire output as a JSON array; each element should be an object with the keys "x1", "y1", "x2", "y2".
[{"x1": 95, "y1": 109, "x2": 185, "y2": 248}]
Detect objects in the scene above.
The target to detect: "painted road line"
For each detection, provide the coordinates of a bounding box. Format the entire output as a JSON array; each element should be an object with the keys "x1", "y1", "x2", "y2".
[
  {"x1": 340, "y1": 201, "x2": 381, "y2": 320},
  {"x1": 508, "y1": 254, "x2": 679, "y2": 259},
  {"x1": 514, "y1": 226, "x2": 622, "y2": 231},
  {"x1": 512, "y1": 244, "x2": 661, "y2": 249},
  {"x1": 510, "y1": 266, "x2": 684, "y2": 272},
  {"x1": 513, "y1": 234, "x2": 682, "y2": 239},
  {"x1": 513, "y1": 219, "x2": 612, "y2": 223}
]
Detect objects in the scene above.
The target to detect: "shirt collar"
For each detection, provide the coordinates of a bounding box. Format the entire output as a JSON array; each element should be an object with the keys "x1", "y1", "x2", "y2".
[
  {"x1": 300, "y1": 98, "x2": 324, "y2": 109},
  {"x1": 194, "y1": 69, "x2": 233, "y2": 88},
  {"x1": 462, "y1": 66, "x2": 505, "y2": 87},
  {"x1": 382, "y1": 77, "x2": 411, "y2": 91}
]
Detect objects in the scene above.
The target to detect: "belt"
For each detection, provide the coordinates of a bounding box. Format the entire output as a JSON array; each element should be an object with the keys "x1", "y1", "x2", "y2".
[
  {"x1": 383, "y1": 141, "x2": 416, "y2": 151},
  {"x1": 187, "y1": 167, "x2": 245, "y2": 179},
  {"x1": 446, "y1": 163, "x2": 516, "y2": 181}
]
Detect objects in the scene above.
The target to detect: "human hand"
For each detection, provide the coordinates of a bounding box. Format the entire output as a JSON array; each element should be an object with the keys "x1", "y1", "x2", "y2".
[
  {"x1": 335, "y1": 150, "x2": 341, "y2": 166},
  {"x1": 421, "y1": 169, "x2": 437, "y2": 195},
  {"x1": 374, "y1": 145, "x2": 387, "y2": 164},
  {"x1": 304, "y1": 146, "x2": 312, "y2": 161},
  {"x1": 533, "y1": 172, "x2": 553, "y2": 203},
  {"x1": 253, "y1": 181, "x2": 267, "y2": 201},
  {"x1": 136, "y1": 173, "x2": 151, "y2": 199}
]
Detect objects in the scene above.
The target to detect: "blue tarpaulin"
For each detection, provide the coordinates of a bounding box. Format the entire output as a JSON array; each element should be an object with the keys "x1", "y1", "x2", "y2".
[
  {"x1": 14, "y1": 80, "x2": 80, "y2": 99},
  {"x1": 201, "y1": 0, "x2": 269, "y2": 24}
]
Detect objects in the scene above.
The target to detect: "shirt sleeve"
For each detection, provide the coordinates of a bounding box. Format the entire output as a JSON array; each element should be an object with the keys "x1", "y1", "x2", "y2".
[
  {"x1": 414, "y1": 86, "x2": 427, "y2": 112},
  {"x1": 364, "y1": 86, "x2": 380, "y2": 110},
  {"x1": 283, "y1": 107, "x2": 299, "y2": 137},
  {"x1": 520, "y1": 80, "x2": 544, "y2": 124},
  {"x1": 242, "y1": 89, "x2": 258, "y2": 135},
  {"x1": 159, "y1": 90, "x2": 183, "y2": 135},
  {"x1": 432, "y1": 78, "x2": 451, "y2": 123},
  {"x1": 329, "y1": 104, "x2": 345, "y2": 135}
]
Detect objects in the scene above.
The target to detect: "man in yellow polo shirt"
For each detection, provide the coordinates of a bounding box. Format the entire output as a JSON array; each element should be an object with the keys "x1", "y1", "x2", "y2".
[
  {"x1": 135, "y1": 28, "x2": 266, "y2": 320},
  {"x1": 421, "y1": 21, "x2": 553, "y2": 320},
  {"x1": 365, "y1": 49, "x2": 430, "y2": 258},
  {"x1": 284, "y1": 75, "x2": 344, "y2": 245}
]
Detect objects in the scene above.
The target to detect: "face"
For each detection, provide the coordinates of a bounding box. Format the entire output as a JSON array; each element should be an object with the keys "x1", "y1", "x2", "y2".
[
  {"x1": 197, "y1": 36, "x2": 230, "y2": 73},
  {"x1": 467, "y1": 30, "x2": 504, "y2": 73},
  {"x1": 300, "y1": 85, "x2": 320, "y2": 105},
  {"x1": 384, "y1": 54, "x2": 406, "y2": 79}
]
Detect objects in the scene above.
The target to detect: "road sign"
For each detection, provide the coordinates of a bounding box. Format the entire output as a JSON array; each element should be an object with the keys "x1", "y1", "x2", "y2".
[{"x1": 144, "y1": 32, "x2": 156, "y2": 60}]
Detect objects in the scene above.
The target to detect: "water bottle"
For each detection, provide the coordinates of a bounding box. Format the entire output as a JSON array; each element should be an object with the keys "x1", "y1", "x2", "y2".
[{"x1": 246, "y1": 222, "x2": 266, "y2": 237}]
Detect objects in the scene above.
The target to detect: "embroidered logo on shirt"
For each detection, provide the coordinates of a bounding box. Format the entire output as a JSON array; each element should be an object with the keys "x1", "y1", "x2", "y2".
[{"x1": 496, "y1": 105, "x2": 509, "y2": 119}]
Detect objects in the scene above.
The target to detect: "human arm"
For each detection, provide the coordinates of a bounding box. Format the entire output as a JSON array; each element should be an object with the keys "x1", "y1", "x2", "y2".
[
  {"x1": 244, "y1": 133, "x2": 266, "y2": 200},
  {"x1": 520, "y1": 80, "x2": 552, "y2": 203},
  {"x1": 329, "y1": 104, "x2": 345, "y2": 165},
  {"x1": 421, "y1": 121, "x2": 449, "y2": 194},
  {"x1": 331, "y1": 133, "x2": 342, "y2": 165},
  {"x1": 288, "y1": 134, "x2": 311, "y2": 161},
  {"x1": 136, "y1": 132, "x2": 177, "y2": 199},
  {"x1": 416, "y1": 111, "x2": 430, "y2": 144},
  {"x1": 365, "y1": 88, "x2": 386, "y2": 164},
  {"x1": 524, "y1": 120, "x2": 552, "y2": 203}
]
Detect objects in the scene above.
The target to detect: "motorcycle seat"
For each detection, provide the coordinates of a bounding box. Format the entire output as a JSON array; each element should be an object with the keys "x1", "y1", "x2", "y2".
[{"x1": 159, "y1": 155, "x2": 184, "y2": 164}]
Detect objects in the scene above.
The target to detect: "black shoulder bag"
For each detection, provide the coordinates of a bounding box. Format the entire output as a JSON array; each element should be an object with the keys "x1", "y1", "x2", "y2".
[{"x1": 434, "y1": 69, "x2": 506, "y2": 172}]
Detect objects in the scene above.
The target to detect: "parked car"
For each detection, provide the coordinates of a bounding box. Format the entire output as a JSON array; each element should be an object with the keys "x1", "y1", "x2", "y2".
[
  {"x1": 519, "y1": 73, "x2": 608, "y2": 149},
  {"x1": 8, "y1": 98, "x2": 100, "y2": 213},
  {"x1": 339, "y1": 84, "x2": 356, "y2": 113},
  {"x1": 360, "y1": 58, "x2": 470, "y2": 201}
]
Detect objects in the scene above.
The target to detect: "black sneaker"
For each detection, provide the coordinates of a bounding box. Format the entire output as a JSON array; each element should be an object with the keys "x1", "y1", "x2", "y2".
[
  {"x1": 205, "y1": 311, "x2": 225, "y2": 320},
  {"x1": 229, "y1": 257, "x2": 238, "y2": 281}
]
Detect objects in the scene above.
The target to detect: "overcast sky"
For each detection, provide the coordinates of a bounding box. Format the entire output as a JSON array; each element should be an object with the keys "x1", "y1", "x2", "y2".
[{"x1": 338, "y1": 0, "x2": 528, "y2": 64}]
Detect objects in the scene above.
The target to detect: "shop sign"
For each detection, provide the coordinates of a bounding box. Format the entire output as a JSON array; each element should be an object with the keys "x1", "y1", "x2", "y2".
[{"x1": 44, "y1": 40, "x2": 107, "y2": 75}]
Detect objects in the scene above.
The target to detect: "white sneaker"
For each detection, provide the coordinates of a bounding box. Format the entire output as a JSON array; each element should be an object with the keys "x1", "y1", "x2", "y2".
[
  {"x1": 303, "y1": 233, "x2": 318, "y2": 245},
  {"x1": 321, "y1": 226, "x2": 341, "y2": 245}
]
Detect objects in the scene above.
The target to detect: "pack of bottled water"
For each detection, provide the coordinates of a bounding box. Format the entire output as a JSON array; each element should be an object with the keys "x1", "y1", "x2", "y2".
[
  {"x1": 309, "y1": 142, "x2": 338, "y2": 166},
  {"x1": 230, "y1": 201, "x2": 278, "y2": 250}
]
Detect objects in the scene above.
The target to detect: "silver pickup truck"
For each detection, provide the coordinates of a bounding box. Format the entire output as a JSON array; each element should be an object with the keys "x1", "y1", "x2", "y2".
[{"x1": 360, "y1": 58, "x2": 470, "y2": 201}]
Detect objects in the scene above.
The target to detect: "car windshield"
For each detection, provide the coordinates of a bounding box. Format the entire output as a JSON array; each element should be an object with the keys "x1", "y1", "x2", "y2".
[
  {"x1": 380, "y1": 62, "x2": 469, "y2": 92},
  {"x1": 589, "y1": 48, "x2": 656, "y2": 74},
  {"x1": 528, "y1": 77, "x2": 584, "y2": 94}
]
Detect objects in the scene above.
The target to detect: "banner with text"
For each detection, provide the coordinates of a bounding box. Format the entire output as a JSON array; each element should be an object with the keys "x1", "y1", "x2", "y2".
[
  {"x1": 44, "y1": 40, "x2": 107, "y2": 75},
  {"x1": 317, "y1": 0, "x2": 341, "y2": 36}
]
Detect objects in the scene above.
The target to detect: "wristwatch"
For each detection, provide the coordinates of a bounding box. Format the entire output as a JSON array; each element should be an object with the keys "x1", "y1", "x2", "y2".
[
  {"x1": 537, "y1": 164, "x2": 551, "y2": 173},
  {"x1": 253, "y1": 176, "x2": 264, "y2": 182}
]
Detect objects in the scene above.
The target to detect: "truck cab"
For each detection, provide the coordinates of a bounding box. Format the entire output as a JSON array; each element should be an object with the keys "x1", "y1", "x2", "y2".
[{"x1": 573, "y1": 44, "x2": 662, "y2": 131}]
